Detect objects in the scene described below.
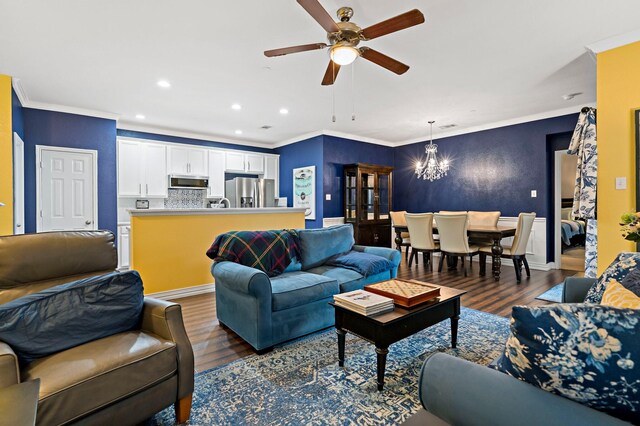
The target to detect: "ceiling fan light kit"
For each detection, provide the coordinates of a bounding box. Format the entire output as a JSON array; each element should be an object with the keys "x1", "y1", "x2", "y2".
[{"x1": 264, "y1": 0, "x2": 425, "y2": 85}]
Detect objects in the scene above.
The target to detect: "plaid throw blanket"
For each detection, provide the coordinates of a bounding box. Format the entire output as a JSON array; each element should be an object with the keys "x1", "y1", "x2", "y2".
[{"x1": 206, "y1": 230, "x2": 301, "y2": 277}]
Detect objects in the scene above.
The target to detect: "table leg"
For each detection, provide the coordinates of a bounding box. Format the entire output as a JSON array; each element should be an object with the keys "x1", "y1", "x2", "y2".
[
  {"x1": 451, "y1": 315, "x2": 459, "y2": 349},
  {"x1": 376, "y1": 346, "x2": 389, "y2": 391},
  {"x1": 337, "y1": 328, "x2": 346, "y2": 367},
  {"x1": 491, "y1": 237, "x2": 503, "y2": 281},
  {"x1": 394, "y1": 228, "x2": 403, "y2": 252}
]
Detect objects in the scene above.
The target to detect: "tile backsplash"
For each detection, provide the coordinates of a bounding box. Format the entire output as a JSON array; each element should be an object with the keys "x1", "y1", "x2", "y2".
[{"x1": 164, "y1": 189, "x2": 207, "y2": 209}]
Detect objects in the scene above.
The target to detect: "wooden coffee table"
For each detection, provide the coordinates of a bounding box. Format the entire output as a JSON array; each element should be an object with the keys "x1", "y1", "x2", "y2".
[{"x1": 330, "y1": 285, "x2": 466, "y2": 391}]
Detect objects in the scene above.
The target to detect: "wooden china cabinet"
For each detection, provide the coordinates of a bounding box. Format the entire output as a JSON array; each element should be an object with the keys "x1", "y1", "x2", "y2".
[{"x1": 343, "y1": 163, "x2": 393, "y2": 247}]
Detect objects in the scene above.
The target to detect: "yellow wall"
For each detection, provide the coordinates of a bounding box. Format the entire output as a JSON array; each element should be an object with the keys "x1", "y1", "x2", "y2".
[
  {"x1": 0, "y1": 75, "x2": 13, "y2": 235},
  {"x1": 596, "y1": 41, "x2": 640, "y2": 272},
  {"x1": 130, "y1": 212, "x2": 305, "y2": 295}
]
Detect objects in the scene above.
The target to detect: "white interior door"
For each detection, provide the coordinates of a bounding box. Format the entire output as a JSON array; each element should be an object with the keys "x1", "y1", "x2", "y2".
[
  {"x1": 38, "y1": 146, "x2": 97, "y2": 232},
  {"x1": 13, "y1": 133, "x2": 25, "y2": 234}
]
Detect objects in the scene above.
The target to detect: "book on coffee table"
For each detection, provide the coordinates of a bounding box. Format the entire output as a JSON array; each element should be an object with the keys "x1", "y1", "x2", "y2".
[{"x1": 333, "y1": 290, "x2": 394, "y2": 316}]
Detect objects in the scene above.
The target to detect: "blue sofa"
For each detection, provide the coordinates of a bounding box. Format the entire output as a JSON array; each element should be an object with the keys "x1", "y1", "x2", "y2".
[
  {"x1": 211, "y1": 224, "x2": 401, "y2": 352},
  {"x1": 411, "y1": 276, "x2": 630, "y2": 426}
]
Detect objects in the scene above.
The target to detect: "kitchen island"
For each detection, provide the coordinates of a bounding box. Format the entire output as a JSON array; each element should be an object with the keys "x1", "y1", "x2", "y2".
[{"x1": 128, "y1": 208, "x2": 306, "y2": 296}]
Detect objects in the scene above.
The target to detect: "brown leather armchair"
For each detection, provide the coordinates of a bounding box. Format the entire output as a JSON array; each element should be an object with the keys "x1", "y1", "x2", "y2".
[{"x1": 0, "y1": 231, "x2": 194, "y2": 425}]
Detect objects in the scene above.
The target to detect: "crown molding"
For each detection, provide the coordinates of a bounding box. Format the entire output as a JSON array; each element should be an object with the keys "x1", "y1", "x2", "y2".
[
  {"x1": 12, "y1": 78, "x2": 120, "y2": 121},
  {"x1": 116, "y1": 121, "x2": 276, "y2": 149},
  {"x1": 585, "y1": 28, "x2": 640, "y2": 55},
  {"x1": 393, "y1": 103, "x2": 595, "y2": 147}
]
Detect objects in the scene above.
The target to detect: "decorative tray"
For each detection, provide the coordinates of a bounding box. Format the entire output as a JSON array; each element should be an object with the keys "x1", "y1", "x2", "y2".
[{"x1": 364, "y1": 279, "x2": 441, "y2": 308}]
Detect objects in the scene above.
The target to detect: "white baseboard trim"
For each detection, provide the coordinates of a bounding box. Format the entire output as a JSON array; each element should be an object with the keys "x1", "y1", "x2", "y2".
[{"x1": 147, "y1": 283, "x2": 215, "y2": 301}]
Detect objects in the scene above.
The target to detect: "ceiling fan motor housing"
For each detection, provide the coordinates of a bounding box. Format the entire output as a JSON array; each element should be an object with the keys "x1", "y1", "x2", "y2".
[{"x1": 327, "y1": 21, "x2": 362, "y2": 47}]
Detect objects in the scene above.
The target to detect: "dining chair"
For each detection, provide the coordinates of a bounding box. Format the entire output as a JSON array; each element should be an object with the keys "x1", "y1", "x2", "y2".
[
  {"x1": 479, "y1": 212, "x2": 536, "y2": 283},
  {"x1": 468, "y1": 211, "x2": 501, "y2": 245},
  {"x1": 434, "y1": 213, "x2": 479, "y2": 277},
  {"x1": 405, "y1": 213, "x2": 440, "y2": 269},
  {"x1": 390, "y1": 211, "x2": 411, "y2": 261}
]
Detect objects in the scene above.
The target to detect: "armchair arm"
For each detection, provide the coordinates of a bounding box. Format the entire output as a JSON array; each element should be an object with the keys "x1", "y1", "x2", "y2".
[
  {"x1": 420, "y1": 353, "x2": 626, "y2": 426},
  {"x1": 562, "y1": 277, "x2": 597, "y2": 303},
  {"x1": 211, "y1": 261, "x2": 272, "y2": 299},
  {"x1": 352, "y1": 245, "x2": 401, "y2": 267},
  {"x1": 0, "y1": 341, "x2": 19, "y2": 388},
  {"x1": 140, "y1": 298, "x2": 194, "y2": 399}
]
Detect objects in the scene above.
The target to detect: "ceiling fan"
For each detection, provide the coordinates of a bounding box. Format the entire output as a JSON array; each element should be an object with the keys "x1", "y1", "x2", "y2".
[{"x1": 264, "y1": 0, "x2": 425, "y2": 85}]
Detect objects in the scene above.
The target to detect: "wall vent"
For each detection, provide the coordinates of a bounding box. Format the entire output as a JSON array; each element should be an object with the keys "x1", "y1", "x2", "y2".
[{"x1": 261, "y1": 125, "x2": 273, "y2": 130}]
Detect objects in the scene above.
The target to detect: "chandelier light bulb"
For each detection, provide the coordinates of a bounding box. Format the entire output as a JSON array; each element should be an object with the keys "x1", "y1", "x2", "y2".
[{"x1": 330, "y1": 43, "x2": 359, "y2": 66}]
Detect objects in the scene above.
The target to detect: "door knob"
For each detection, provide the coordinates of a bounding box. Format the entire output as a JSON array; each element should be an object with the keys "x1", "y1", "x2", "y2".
[{"x1": 85, "y1": 220, "x2": 92, "y2": 225}]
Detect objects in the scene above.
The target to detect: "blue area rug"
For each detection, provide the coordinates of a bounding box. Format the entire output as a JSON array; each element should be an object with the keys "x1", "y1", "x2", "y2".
[
  {"x1": 535, "y1": 283, "x2": 564, "y2": 303},
  {"x1": 150, "y1": 308, "x2": 509, "y2": 425}
]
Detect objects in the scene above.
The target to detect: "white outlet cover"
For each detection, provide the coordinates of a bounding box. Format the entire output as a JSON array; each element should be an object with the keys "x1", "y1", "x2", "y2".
[
  {"x1": 616, "y1": 177, "x2": 627, "y2": 190},
  {"x1": 325, "y1": 194, "x2": 331, "y2": 201},
  {"x1": 531, "y1": 190, "x2": 537, "y2": 198}
]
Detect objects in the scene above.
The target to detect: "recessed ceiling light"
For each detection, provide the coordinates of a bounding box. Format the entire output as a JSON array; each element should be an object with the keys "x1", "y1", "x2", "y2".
[
  {"x1": 279, "y1": 108, "x2": 289, "y2": 115},
  {"x1": 231, "y1": 104, "x2": 242, "y2": 110},
  {"x1": 234, "y1": 130, "x2": 243, "y2": 135},
  {"x1": 157, "y1": 80, "x2": 171, "y2": 88},
  {"x1": 135, "y1": 114, "x2": 146, "y2": 120}
]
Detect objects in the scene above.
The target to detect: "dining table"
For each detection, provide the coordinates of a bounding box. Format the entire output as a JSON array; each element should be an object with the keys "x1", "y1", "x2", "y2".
[{"x1": 393, "y1": 225, "x2": 517, "y2": 280}]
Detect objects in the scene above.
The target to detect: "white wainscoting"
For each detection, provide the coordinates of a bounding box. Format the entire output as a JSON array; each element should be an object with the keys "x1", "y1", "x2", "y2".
[
  {"x1": 494, "y1": 216, "x2": 550, "y2": 271},
  {"x1": 323, "y1": 217, "x2": 345, "y2": 227}
]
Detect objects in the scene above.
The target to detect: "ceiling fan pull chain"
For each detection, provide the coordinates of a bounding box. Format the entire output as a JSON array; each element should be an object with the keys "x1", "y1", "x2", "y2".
[
  {"x1": 351, "y1": 62, "x2": 356, "y2": 121},
  {"x1": 332, "y1": 61, "x2": 336, "y2": 122}
]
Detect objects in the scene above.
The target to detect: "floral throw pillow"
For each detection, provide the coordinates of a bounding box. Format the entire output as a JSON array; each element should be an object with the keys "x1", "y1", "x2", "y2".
[
  {"x1": 493, "y1": 304, "x2": 640, "y2": 423},
  {"x1": 584, "y1": 252, "x2": 640, "y2": 304}
]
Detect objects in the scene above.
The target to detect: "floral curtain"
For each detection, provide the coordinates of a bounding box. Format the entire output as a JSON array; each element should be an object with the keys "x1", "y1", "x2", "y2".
[
  {"x1": 567, "y1": 107, "x2": 598, "y2": 276},
  {"x1": 567, "y1": 108, "x2": 597, "y2": 219}
]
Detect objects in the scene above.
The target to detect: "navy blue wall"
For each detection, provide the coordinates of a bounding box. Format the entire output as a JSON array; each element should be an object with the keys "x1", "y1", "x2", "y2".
[
  {"x1": 276, "y1": 136, "x2": 324, "y2": 228},
  {"x1": 116, "y1": 129, "x2": 274, "y2": 154},
  {"x1": 23, "y1": 109, "x2": 117, "y2": 235},
  {"x1": 11, "y1": 89, "x2": 24, "y2": 140},
  {"x1": 323, "y1": 135, "x2": 395, "y2": 218}
]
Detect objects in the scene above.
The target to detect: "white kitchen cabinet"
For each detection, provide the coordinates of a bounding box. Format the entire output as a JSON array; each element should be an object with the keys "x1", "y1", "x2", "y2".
[
  {"x1": 208, "y1": 150, "x2": 226, "y2": 197},
  {"x1": 169, "y1": 146, "x2": 207, "y2": 176},
  {"x1": 245, "y1": 154, "x2": 264, "y2": 174},
  {"x1": 118, "y1": 140, "x2": 167, "y2": 197},
  {"x1": 117, "y1": 224, "x2": 130, "y2": 270},
  {"x1": 263, "y1": 155, "x2": 279, "y2": 196},
  {"x1": 225, "y1": 152, "x2": 246, "y2": 173}
]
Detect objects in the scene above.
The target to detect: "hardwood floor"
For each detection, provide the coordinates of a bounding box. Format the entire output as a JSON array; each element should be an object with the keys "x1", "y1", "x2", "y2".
[{"x1": 175, "y1": 251, "x2": 574, "y2": 373}]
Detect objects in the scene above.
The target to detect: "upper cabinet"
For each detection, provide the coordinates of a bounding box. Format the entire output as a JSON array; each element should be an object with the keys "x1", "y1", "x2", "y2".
[
  {"x1": 225, "y1": 152, "x2": 265, "y2": 174},
  {"x1": 118, "y1": 140, "x2": 168, "y2": 198},
  {"x1": 208, "y1": 150, "x2": 225, "y2": 198},
  {"x1": 168, "y1": 146, "x2": 207, "y2": 176},
  {"x1": 263, "y1": 155, "x2": 279, "y2": 197}
]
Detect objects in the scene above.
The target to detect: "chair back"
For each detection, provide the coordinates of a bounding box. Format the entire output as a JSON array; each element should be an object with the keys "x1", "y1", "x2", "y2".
[
  {"x1": 390, "y1": 211, "x2": 407, "y2": 227},
  {"x1": 468, "y1": 211, "x2": 501, "y2": 227},
  {"x1": 511, "y1": 213, "x2": 536, "y2": 255},
  {"x1": 438, "y1": 211, "x2": 466, "y2": 215},
  {"x1": 434, "y1": 213, "x2": 471, "y2": 254},
  {"x1": 405, "y1": 213, "x2": 437, "y2": 250}
]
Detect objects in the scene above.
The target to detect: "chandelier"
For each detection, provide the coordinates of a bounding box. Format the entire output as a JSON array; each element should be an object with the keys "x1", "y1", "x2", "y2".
[{"x1": 415, "y1": 121, "x2": 450, "y2": 181}]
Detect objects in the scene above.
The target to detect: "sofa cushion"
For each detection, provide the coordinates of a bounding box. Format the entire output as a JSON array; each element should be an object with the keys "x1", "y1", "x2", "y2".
[
  {"x1": 297, "y1": 224, "x2": 355, "y2": 270},
  {"x1": 306, "y1": 265, "x2": 363, "y2": 290},
  {"x1": 270, "y1": 271, "x2": 339, "y2": 311},
  {"x1": 493, "y1": 304, "x2": 640, "y2": 423},
  {"x1": 22, "y1": 331, "x2": 176, "y2": 426},
  {"x1": 0, "y1": 271, "x2": 144, "y2": 363},
  {"x1": 325, "y1": 251, "x2": 394, "y2": 277},
  {"x1": 584, "y1": 252, "x2": 640, "y2": 304}
]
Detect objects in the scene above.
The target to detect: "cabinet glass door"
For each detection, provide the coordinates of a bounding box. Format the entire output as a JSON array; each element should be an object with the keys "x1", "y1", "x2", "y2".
[
  {"x1": 378, "y1": 173, "x2": 390, "y2": 220},
  {"x1": 345, "y1": 171, "x2": 357, "y2": 221},
  {"x1": 360, "y1": 173, "x2": 375, "y2": 221}
]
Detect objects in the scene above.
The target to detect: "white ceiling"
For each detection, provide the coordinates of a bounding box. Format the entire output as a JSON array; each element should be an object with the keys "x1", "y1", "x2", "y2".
[{"x1": 1, "y1": 0, "x2": 639, "y2": 146}]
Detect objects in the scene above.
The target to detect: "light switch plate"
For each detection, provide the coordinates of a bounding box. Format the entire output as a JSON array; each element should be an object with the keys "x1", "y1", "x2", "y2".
[
  {"x1": 325, "y1": 194, "x2": 331, "y2": 201},
  {"x1": 616, "y1": 177, "x2": 627, "y2": 190},
  {"x1": 531, "y1": 190, "x2": 537, "y2": 198}
]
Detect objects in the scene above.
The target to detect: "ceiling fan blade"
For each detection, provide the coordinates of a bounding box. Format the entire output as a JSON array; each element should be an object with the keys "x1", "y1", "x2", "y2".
[
  {"x1": 297, "y1": 0, "x2": 340, "y2": 33},
  {"x1": 264, "y1": 43, "x2": 328, "y2": 57},
  {"x1": 321, "y1": 60, "x2": 341, "y2": 85},
  {"x1": 361, "y1": 9, "x2": 425, "y2": 40},
  {"x1": 360, "y1": 48, "x2": 409, "y2": 75}
]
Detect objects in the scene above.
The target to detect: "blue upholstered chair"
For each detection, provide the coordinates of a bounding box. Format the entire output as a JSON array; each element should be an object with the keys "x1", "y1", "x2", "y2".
[{"x1": 211, "y1": 224, "x2": 401, "y2": 352}]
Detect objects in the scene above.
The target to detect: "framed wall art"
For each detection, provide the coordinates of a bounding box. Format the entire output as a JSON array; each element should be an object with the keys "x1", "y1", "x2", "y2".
[{"x1": 293, "y1": 166, "x2": 316, "y2": 220}]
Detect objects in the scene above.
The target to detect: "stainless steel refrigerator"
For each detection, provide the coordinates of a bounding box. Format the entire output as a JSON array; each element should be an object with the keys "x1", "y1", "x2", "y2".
[{"x1": 225, "y1": 178, "x2": 275, "y2": 208}]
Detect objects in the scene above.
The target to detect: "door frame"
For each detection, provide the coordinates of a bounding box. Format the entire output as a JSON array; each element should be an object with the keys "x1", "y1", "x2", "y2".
[
  {"x1": 13, "y1": 132, "x2": 25, "y2": 234},
  {"x1": 36, "y1": 145, "x2": 99, "y2": 233}
]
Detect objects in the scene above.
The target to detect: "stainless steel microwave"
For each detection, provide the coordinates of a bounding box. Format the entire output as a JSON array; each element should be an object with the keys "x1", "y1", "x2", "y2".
[{"x1": 168, "y1": 175, "x2": 209, "y2": 190}]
